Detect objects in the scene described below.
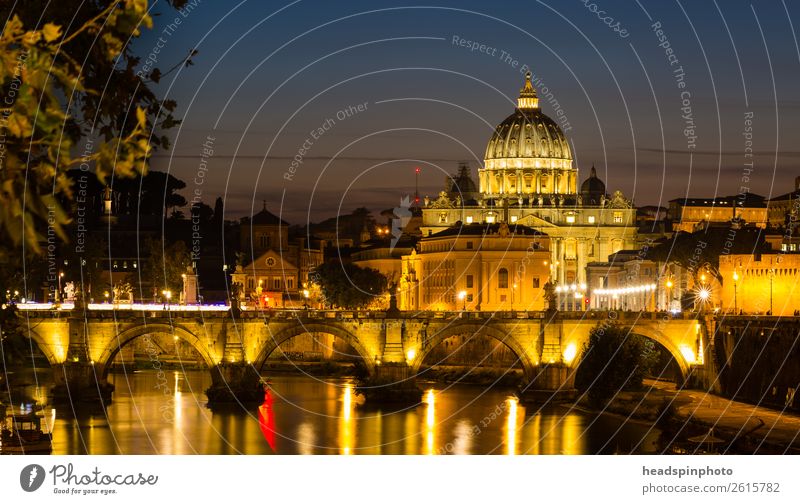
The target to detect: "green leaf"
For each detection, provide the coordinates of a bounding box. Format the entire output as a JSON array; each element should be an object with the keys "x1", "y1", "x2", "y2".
[{"x1": 42, "y1": 23, "x2": 61, "y2": 42}]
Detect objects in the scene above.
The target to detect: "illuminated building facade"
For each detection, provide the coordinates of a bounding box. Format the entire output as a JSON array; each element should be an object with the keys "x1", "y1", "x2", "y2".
[
  {"x1": 418, "y1": 73, "x2": 637, "y2": 293},
  {"x1": 719, "y1": 253, "x2": 800, "y2": 317},
  {"x1": 585, "y1": 252, "x2": 701, "y2": 312},
  {"x1": 233, "y1": 204, "x2": 323, "y2": 307},
  {"x1": 398, "y1": 223, "x2": 551, "y2": 311},
  {"x1": 667, "y1": 193, "x2": 768, "y2": 232}
]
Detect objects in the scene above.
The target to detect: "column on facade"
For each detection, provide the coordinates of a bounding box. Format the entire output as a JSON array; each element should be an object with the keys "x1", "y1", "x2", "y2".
[
  {"x1": 481, "y1": 261, "x2": 490, "y2": 308},
  {"x1": 552, "y1": 169, "x2": 558, "y2": 194},
  {"x1": 576, "y1": 239, "x2": 587, "y2": 285},
  {"x1": 516, "y1": 169, "x2": 522, "y2": 194}
]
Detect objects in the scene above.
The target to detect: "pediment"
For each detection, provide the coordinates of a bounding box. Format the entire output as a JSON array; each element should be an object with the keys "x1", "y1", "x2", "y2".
[{"x1": 242, "y1": 249, "x2": 298, "y2": 271}]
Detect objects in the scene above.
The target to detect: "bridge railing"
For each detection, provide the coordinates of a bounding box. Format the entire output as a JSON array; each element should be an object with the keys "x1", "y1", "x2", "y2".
[{"x1": 14, "y1": 302, "x2": 703, "y2": 322}]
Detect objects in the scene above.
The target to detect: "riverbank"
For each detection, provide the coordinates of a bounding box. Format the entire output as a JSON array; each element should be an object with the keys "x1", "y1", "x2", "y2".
[
  {"x1": 418, "y1": 365, "x2": 523, "y2": 388},
  {"x1": 262, "y1": 361, "x2": 364, "y2": 378},
  {"x1": 572, "y1": 379, "x2": 800, "y2": 454}
]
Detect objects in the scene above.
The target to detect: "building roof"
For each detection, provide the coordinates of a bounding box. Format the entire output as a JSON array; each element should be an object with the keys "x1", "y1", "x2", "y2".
[
  {"x1": 243, "y1": 202, "x2": 289, "y2": 226},
  {"x1": 768, "y1": 189, "x2": 800, "y2": 202},
  {"x1": 669, "y1": 193, "x2": 766, "y2": 208},
  {"x1": 425, "y1": 222, "x2": 547, "y2": 238}
]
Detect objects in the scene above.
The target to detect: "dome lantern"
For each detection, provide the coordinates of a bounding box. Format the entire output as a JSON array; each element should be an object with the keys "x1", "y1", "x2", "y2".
[{"x1": 517, "y1": 71, "x2": 539, "y2": 110}]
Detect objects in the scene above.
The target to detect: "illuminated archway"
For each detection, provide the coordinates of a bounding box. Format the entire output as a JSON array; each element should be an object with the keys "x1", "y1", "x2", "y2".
[
  {"x1": 97, "y1": 323, "x2": 217, "y2": 378},
  {"x1": 570, "y1": 327, "x2": 689, "y2": 384},
  {"x1": 410, "y1": 323, "x2": 536, "y2": 378},
  {"x1": 23, "y1": 328, "x2": 65, "y2": 366},
  {"x1": 255, "y1": 323, "x2": 374, "y2": 373}
]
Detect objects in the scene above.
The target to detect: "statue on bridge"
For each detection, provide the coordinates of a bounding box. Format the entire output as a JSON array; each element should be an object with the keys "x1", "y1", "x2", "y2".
[{"x1": 543, "y1": 281, "x2": 556, "y2": 311}]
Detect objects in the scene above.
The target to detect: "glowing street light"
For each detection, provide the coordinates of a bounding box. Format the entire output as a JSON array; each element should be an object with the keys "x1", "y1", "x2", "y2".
[
  {"x1": 458, "y1": 290, "x2": 467, "y2": 311},
  {"x1": 57, "y1": 271, "x2": 64, "y2": 303},
  {"x1": 665, "y1": 279, "x2": 673, "y2": 310}
]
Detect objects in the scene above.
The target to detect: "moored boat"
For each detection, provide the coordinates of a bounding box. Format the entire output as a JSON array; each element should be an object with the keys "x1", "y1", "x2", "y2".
[{"x1": 1, "y1": 413, "x2": 53, "y2": 454}]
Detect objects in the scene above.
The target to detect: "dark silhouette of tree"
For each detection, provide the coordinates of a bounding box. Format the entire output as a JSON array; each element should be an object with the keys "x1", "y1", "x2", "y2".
[
  {"x1": 109, "y1": 170, "x2": 188, "y2": 217},
  {"x1": 312, "y1": 262, "x2": 387, "y2": 309},
  {"x1": 143, "y1": 238, "x2": 191, "y2": 297},
  {"x1": 212, "y1": 197, "x2": 225, "y2": 231},
  {"x1": 574, "y1": 325, "x2": 659, "y2": 407},
  {"x1": 191, "y1": 202, "x2": 214, "y2": 226}
]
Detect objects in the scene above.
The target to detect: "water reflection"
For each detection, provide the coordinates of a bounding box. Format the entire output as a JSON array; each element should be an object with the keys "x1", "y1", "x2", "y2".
[
  {"x1": 424, "y1": 389, "x2": 435, "y2": 455},
  {"x1": 505, "y1": 397, "x2": 518, "y2": 455},
  {"x1": 339, "y1": 384, "x2": 354, "y2": 455},
  {"x1": 258, "y1": 390, "x2": 276, "y2": 451},
  {"x1": 26, "y1": 371, "x2": 662, "y2": 455}
]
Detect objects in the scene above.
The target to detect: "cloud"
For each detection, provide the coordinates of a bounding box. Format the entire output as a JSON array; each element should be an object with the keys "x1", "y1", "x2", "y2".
[{"x1": 637, "y1": 148, "x2": 800, "y2": 158}]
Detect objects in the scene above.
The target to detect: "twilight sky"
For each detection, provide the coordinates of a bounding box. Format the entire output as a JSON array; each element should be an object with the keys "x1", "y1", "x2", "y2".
[{"x1": 137, "y1": 0, "x2": 800, "y2": 225}]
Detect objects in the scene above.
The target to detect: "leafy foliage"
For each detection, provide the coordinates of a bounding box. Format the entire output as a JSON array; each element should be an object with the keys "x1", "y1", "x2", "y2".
[
  {"x1": 143, "y1": 238, "x2": 191, "y2": 297},
  {"x1": 574, "y1": 325, "x2": 660, "y2": 407},
  {"x1": 0, "y1": 1, "x2": 194, "y2": 258},
  {"x1": 312, "y1": 262, "x2": 387, "y2": 309}
]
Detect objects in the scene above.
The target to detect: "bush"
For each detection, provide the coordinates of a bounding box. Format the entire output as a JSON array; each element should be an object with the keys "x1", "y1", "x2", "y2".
[{"x1": 575, "y1": 325, "x2": 655, "y2": 407}]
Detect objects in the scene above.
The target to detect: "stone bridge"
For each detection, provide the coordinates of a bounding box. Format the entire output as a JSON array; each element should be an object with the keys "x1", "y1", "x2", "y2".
[{"x1": 17, "y1": 308, "x2": 711, "y2": 406}]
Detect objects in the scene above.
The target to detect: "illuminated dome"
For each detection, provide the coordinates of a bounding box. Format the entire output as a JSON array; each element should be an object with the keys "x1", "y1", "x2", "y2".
[
  {"x1": 480, "y1": 72, "x2": 575, "y2": 198},
  {"x1": 580, "y1": 166, "x2": 606, "y2": 205}
]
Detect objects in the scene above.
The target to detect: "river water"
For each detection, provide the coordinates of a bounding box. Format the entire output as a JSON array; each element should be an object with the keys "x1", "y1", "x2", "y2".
[{"x1": 10, "y1": 371, "x2": 663, "y2": 454}]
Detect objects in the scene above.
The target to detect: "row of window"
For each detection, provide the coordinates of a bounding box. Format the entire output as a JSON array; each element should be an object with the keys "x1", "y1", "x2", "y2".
[
  {"x1": 464, "y1": 270, "x2": 541, "y2": 289},
  {"x1": 246, "y1": 277, "x2": 296, "y2": 290},
  {"x1": 439, "y1": 212, "x2": 624, "y2": 225}
]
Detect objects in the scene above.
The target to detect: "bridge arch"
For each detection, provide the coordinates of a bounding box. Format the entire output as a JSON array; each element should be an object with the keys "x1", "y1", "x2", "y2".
[
  {"x1": 410, "y1": 322, "x2": 536, "y2": 378},
  {"x1": 23, "y1": 328, "x2": 64, "y2": 366},
  {"x1": 254, "y1": 322, "x2": 375, "y2": 373},
  {"x1": 568, "y1": 322, "x2": 691, "y2": 381},
  {"x1": 626, "y1": 326, "x2": 690, "y2": 380},
  {"x1": 97, "y1": 323, "x2": 217, "y2": 377}
]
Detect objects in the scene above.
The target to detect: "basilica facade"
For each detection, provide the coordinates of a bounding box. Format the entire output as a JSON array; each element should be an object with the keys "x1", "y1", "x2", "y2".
[{"x1": 404, "y1": 73, "x2": 637, "y2": 309}]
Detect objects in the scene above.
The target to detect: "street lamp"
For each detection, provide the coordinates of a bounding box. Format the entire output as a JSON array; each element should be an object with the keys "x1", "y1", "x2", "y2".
[
  {"x1": 302, "y1": 288, "x2": 310, "y2": 309},
  {"x1": 732, "y1": 271, "x2": 739, "y2": 314},
  {"x1": 665, "y1": 279, "x2": 673, "y2": 311},
  {"x1": 458, "y1": 290, "x2": 467, "y2": 311},
  {"x1": 57, "y1": 272, "x2": 64, "y2": 303},
  {"x1": 512, "y1": 283, "x2": 517, "y2": 308}
]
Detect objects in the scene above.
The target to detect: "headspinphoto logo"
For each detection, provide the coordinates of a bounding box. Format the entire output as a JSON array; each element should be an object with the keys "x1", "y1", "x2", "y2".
[{"x1": 20, "y1": 464, "x2": 46, "y2": 492}]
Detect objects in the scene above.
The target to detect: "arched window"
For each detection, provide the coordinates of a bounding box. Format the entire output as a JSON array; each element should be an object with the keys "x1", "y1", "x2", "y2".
[{"x1": 498, "y1": 268, "x2": 509, "y2": 289}]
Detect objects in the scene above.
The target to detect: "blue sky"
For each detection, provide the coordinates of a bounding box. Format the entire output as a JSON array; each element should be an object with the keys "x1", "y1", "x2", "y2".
[{"x1": 135, "y1": 0, "x2": 800, "y2": 224}]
